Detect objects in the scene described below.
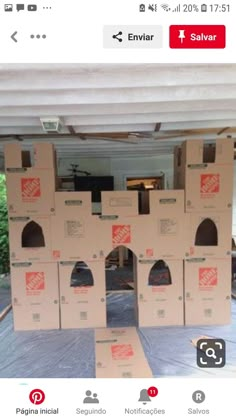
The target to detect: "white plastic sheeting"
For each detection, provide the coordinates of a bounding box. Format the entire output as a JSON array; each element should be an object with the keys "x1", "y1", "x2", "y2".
[{"x1": 0, "y1": 293, "x2": 236, "y2": 378}]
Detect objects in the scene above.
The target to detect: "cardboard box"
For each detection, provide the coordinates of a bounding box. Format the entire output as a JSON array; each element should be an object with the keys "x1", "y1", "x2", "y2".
[
  {"x1": 95, "y1": 327, "x2": 153, "y2": 378},
  {"x1": 184, "y1": 163, "x2": 233, "y2": 212},
  {"x1": 59, "y1": 260, "x2": 106, "y2": 328},
  {"x1": 101, "y1": 191, "x2": 138, "y2": 216},
  {"x1": 173, "y1": 139, "x2": 234, "y2": 211},
  {"x1": 97, "y1": 215, "x2": 156, "y2": 260},
  {"x1": 9, "y1": 216, "x2": 52, "y2": 262},
  {"x1": 184, "y1": 258, "x2": 231, "y2": 325},
  {"x1": 11, "y1": 262, "x2": 59, "y2": 331},
  {"x1": 4, "y1": 142, "x2": 56, "y2": 169},
  {"x1": 137, "y1": 259, "x2": 184, "y2": 326},
  {"x1": 149, "y1": 190, "x2": 186, "y2": 259},
  {"x1": 54, "y1": 191, "x2": 92, "y2": 216},
  {"x1": 179, "y1": 138, "x2": 234, "y2": 166},
  {"x1": 4, "y1": 143, "x2": 56, "y2": 215},
  {"x1": 51, "y1": 213, "x2": 155, "y2": 262},
  {"x1": 185, "y1": 211, "x2": 232, "y2": 258}
]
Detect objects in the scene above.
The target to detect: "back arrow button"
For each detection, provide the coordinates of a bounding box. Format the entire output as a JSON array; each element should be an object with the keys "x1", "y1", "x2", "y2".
[{"x1": 11, "y1": 31, "x2": 18, "y2": 43}]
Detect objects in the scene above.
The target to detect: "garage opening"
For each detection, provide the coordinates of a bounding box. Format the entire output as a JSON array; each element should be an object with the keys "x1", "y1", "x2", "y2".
[
  {"x1": 148, "y1": 260, "x2": 172, "y2": 286},
  {"x1": 106, "y1": 246, "x2": 137, "y2": 326},
  {"x1": 21, "y1": 220, "x2": 45, "y2": 248},
  {"x1": 195, "y1": 218, "x2": 218, "y2": 246}
]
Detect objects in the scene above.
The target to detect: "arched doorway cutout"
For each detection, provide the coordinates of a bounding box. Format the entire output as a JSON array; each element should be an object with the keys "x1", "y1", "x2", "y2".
[
  {"x1": 195, "y1": 218, "x2": 218, "y2": 246},
  {"x1": 105, "y1": 246, "x2": 137, "y2": 327},
  {"x1": 21, "y1": 220, "x2": 45, "y2": 248}
]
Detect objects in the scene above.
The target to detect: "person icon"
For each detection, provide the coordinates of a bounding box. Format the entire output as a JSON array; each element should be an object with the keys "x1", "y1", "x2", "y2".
[{"x1": 83, "y1": 390, "x2": 99, "y2": 404}]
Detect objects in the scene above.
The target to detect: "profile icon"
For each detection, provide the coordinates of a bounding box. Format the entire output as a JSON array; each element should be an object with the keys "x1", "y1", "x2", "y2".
[{"x1": 83, "y1": 390, "x2": 99, "y2": 404}]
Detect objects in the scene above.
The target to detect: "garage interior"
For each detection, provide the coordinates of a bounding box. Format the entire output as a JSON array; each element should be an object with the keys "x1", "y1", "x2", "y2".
[{"x1": 0, "y1": 64, "x2": 236, "y2": 378}]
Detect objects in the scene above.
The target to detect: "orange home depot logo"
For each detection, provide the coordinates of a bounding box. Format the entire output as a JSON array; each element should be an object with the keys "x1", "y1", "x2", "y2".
[
  {"x1": 199, "y1": 267, "x2": 218, "y2": 288},
  {"x1": 21, "y1": 178, "x2": 41, "y2": 200},
  {"x1": 112, "y1": 225, "x2": 131, "y2": 245},
  {"x1": 200, "y1": 174, "x2": 220, "y2": 194},
  {"x1": 25, "y1": 272, "x2": 45, "y2": 295},
  {"x1": 111, "y1": 344, "x2": 134, "y2": 360}
]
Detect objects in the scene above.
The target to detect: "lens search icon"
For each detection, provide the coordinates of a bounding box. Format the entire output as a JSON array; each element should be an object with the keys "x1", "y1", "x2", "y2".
[
  {"x1": 205, "y1": 348, "x2": 217, "y2": 359},
  {"x1": 197, "y1": 339, "x2": 226, "y2": 368}
]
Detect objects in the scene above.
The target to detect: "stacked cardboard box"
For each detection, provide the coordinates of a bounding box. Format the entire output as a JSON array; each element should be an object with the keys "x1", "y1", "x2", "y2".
[
  {"x1": 4, "y1": 143, "x2": 60, "y2": 331},
  {"x1": 174, "y1": 138, "x2": 233, "y2": 325},
  {"x1": 135, "y1": 190, "x2": 185, "y2": 327}
]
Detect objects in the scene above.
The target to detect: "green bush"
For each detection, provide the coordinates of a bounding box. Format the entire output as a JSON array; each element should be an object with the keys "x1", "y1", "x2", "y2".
[{"x1": 0, "y1": 174, "x2": 9, "y2": 274}]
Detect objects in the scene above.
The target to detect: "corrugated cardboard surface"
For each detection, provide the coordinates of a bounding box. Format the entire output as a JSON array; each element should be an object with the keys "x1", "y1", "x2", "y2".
[
  {"x1": 11, "y1": 262, "x2": 59, "y2": 331},
  {"x1": 59, "y1": 261, "x2": 106, "y2": 329},
  {"x1": 184, "y1": 258, "x2": 231, "y2": 325},
  {"x1": 101, "y1": 191, "x2": 138, "y2": 216},
  {"x1": 149, "y1": 190, "x2": 186, "y2": 259},
  {"x1": 95, "y1": 327, "x2": 153, "y2": 378},
  {"x1": 184, "y1": 164, "x2": 233, "y2": 212},
  {"x1": 51, "y1": 214, "x2": 102, "y2": 261},
  {"x1": 137, "y1": 259, "x2": 184, "y2": 326},
  {"x1": 185, "y1": 211, "x2": 232, "y2": 258},
  {"x1": 4, "y1": 143, "x2": 56, "y2": 169},
  {"x1": 9, "y1": 216, "x2": 52, "y2": 262},
  {"x1": 180, "y1": 138, "x2": 234, "y2": 166},
  {"x1": 6, "y1": 168, "x2": 56, "y2": 216},
  {"x1": 54, "y1": 191, "x2": 92, "y2": 216}
]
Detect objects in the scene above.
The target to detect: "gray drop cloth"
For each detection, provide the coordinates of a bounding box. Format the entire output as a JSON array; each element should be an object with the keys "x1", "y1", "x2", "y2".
[{"x1": 0, "y1": 294, "x2": 236, "y2": 378}]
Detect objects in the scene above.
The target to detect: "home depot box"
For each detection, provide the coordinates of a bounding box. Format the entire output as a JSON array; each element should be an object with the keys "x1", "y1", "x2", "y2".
[
  {"x1": 149, "y1": 190, "x2": 186, "y2": 259},
  {"x1": 10, "y1": 262, "x2": 59, "y2": 331},
  {"x1": 4, "y1": 143, "x2": 56, "y2": 215},
  {"x1": 59, "y1": 260, "x2": 106, "y2": 328},
  {"x1": 95, "y1": 327, "x2": 153, "y2": 378},
  {"x1": 101, "y1": 191, "x2": 138, "y2": 216},
  {"x1": 184, "y1": 163, "x2": 233, "y2": 212},
  {"x1": 174, "y1": 139, "x2": 234, "y2": 211},
  {"x1": 9, "y1": 216, "x2": 52, "y2": 262},
  {"x1": 184, "y1": 258, "x2": 231, "y2": 325},
  {"x1": 185, "y1": 211, "x2": 232, "y2": 258},
  {"x1": 51, "y1": 212, "x2": 155, "y2": 262},
  {"x1": 97, "y1": 215, "x2": 156, "y2": 260},
  {"x1": 137, "y1": 259, "x2": 184, "y2": 326}
]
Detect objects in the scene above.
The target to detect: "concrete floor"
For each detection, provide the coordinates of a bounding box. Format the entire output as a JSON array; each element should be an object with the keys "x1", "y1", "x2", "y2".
[{"x1": 0, "y1": 294, "x2": 236, "y2": 378}]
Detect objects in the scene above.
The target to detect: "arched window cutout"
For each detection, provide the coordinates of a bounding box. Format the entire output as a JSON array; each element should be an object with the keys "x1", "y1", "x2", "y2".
[
  {"x1": 105, "y1": 246, "x2": 135, "y2": 291},
  {"x1": 148, "y1": 260, "x2": 172, "y2": 286},
  {"x1": 21, "y1": 221, "x2": 45, "y2": 248},
  {"x1": 195, "y1": 218, "x2": 218, "y2": 246},
  {"x1": 70, "y1": 261, "x2": 94, "y2": 287}
]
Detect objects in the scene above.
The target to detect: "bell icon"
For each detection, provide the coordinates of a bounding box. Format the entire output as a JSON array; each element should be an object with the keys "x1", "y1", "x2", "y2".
[{"x1": 138, "y1": 389, "x2": 151, "y2": 404}]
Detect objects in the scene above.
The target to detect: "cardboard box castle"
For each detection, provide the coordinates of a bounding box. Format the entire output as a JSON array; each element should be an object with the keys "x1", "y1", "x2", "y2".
[{"x1": 4, "y1": 138, "x2": 234, "y2": 331}]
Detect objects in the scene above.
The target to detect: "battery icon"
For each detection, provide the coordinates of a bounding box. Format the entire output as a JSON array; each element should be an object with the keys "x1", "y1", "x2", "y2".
[{"x1": 201, "y1": 4, "x2": 207, "y2": 12}]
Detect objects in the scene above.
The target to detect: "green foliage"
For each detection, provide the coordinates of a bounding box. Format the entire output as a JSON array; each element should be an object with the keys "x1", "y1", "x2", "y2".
[{"x1": 0, "y1": 174, "x2": 9, "y2": 274}]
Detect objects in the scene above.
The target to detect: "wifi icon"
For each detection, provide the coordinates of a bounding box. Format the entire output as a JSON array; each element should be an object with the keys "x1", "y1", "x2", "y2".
[{"x1": 161, "y1": 3, "x2": 171, "y2": 11}]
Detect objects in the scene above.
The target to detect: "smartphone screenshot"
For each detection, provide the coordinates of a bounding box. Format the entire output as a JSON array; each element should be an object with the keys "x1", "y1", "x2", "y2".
[{"x1": 0, "y1": 0, "x2": 235, "y2": 418}]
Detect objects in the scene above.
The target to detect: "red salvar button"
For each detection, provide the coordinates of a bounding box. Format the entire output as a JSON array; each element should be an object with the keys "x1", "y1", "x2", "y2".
[{"x1": 169, "y1": 25, "x2": 226, "y2": 49}]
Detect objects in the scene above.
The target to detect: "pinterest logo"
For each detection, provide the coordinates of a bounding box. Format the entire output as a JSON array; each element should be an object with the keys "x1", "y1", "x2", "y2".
[{"x1": 29, "y1": 389, "x2": 45, "y2": 405}]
